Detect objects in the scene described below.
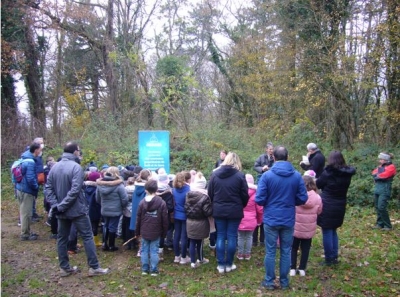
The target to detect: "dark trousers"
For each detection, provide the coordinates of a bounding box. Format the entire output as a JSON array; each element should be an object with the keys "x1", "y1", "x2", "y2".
[
  {"x1": 291, "y1": 237, "x2": 312, "y2": 270},
  {"x1": 253, "y1": 225, "x2": 264, "y2": 244}
]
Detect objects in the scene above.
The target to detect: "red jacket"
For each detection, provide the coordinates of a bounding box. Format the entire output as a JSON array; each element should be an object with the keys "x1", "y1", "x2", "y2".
[
  {"x1": 294, "y1": 190, "x2": 322, "y2": 239},
  {"x1": 238, "y1": 185, "x2": 263, "y2": 231}
]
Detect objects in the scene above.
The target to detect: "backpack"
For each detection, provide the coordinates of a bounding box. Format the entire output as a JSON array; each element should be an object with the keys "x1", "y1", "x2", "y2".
[{"x1": 11, "y1": 158, "x2": 35, "y2": 184}]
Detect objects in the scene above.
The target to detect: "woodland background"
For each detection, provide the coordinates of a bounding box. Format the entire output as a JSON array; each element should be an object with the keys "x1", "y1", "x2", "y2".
[{"x1": 1, "y1": 0, "x2": 399, "y2": 205}]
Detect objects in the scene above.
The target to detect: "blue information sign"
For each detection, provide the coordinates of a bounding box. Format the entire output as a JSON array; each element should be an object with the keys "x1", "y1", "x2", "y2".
[{"x1": 138, "y1": 131, "x2": 170, "y2": 173}]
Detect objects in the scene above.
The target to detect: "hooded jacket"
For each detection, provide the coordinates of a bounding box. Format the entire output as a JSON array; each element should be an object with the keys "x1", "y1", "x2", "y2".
[
  {"x1": 15, "y1": 150, "x2": 39, "y2": 196},
  {"x1": 129, "y1": 182, "x2": 146, "y2": 230},
  {"x1": 316, "y1": 165, "x2": 356, "y2": 229},
  {"x1": 208, "y1": 165, "x2": 249, "y2": 219},
  {"x1": 255, "y1": 161, "x2": 308, "y2": 227},
  {"x1": 84, "y1": 180, "x2": 101, "y2": 222},
  {"x1": 96, "y1": 176, "x2": 128, "y2": 217},
  {"x1": 136, "y1": 195, "x2": 169, "y2": 240},
  {"x1": 173, "y1": 184, "x2": 191, "y2": 220},
  {"x1": 45, "y1": 153, "x2": 88, "y2": 219},
  {"x1": 185, "y1": 189, "x2": 213, "y2": 239},
  {"x1": 294, "y1": 190, "x2": 323, "y2": 239},
  {"x1": 238, "y1": 184, "x2": 263, "y2": 231}
]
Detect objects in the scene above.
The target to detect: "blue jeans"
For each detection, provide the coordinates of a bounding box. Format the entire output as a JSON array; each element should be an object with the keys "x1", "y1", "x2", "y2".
[
  {"x1": 103, "y1": 216, "x2": 120, "y2": 233},
  {"x1": 173, "y1": 219, "x2": 188, "y2": 258},
  {"x1": 57, "y1": 215, "x2": 99, "y2": 270},
  {"x1": 322, "y1": 228, "x2": 338, "y2": 261},
  {"x1": 214, "y1": 218, "x2": 241, "y2": 267},
  {"x1": 263, "y1": 225, "x2": 294, "y2": 288},
  {"x1": 141, "y1": 237, "x2": 160, "y2": 273}
]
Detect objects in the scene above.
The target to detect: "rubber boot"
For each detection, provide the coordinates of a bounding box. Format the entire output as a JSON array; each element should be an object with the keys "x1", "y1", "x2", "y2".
[
  {"x1": 93, "y1": 234, "x2": 102, "y2": 247},
  {"x1": 108, "y1": 232, "x2": 119, "y2": 252},
  {"x1": 102, "y1": 229, "x2": 109, "y2": 251}
]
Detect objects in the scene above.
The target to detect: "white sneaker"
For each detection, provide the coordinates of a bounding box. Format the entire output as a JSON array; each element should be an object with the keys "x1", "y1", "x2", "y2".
[
  {"x1": 197, "y1": 258, "x2": 209, "y2": 264},
  {"x1": 299, "y1": 269, "x2": 306, "y2": 276},
  {"x1": 60, "y1": 266, "x2": 79, "y2": 277},
  {"x1": 174, "y1": 256, "x2": 181, "y2": 263},
  {"x1": 136, "y1": 251, "x2": 141, "y2": 257},
  {"x1": 225, "y1": 264, "x2": 237, "y2": 273},
  {"x1": 179, "y1": 257, "x2": 190, "y2": 264},
  {"x1": 191, "y1": 262, "x2": 200, "y2": 269},
  {"x1": 88, "y1": 267, "x2": 110, "y2": 276},
  {"x1": 158, "y1": 248, "x2": 164, "y2": 254},
  {"x1": 217, "y1": 265, "x2": 225, "y2": 274},
  {"x1": 290, "y1": 269, "x2": 296, "y2": 276}
]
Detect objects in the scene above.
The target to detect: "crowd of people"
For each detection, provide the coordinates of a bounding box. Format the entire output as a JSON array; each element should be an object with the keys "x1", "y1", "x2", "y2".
[{"x1": 13, "y1": 138, "x2": 397, "y2": 289}]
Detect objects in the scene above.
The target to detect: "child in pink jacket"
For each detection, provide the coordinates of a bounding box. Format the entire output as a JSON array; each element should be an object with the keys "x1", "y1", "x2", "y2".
[
  {"x1": 237, "y1": 174, "x2": 263, "y2": 260},
  {"x1": 290, "y1": 175, "x2": 323, "y2": 276}
]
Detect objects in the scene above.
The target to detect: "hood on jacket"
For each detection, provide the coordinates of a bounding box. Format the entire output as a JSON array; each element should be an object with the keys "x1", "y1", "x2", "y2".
[
  {"x1": 214, "y1": 165, "x2": 239, "y2": 179},
  {"x1": 21, "y1": 150, "x2": 36, "y2": 161},
  {"x1": 301, "y1": 190, "x2": 320, "y2": 209},
  {"x1": 97, "y1": 177, "x2": 123, "y2": 195},
  {"x1": 143, "y1": 195, "x2": 163, "y2": 212},
  {"x1": 325, "y1": 165, "x2": 356, "y2": 176},
  {"x1": 134, "y1": 182, "x2": 146, "y2": 196},
  {"x1": 270, "y1": 161, "x2": 296, "y2": 177}
]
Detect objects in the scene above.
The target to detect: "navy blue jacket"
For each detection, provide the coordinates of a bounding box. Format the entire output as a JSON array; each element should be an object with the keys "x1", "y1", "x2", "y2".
[
  {"x1": 208, "y1": 165, "x2": 249, "y2": 220},
  {"x1": 255, "y1": 161, "x2": 308, "y2": 227},
  {"x1": 15, "y1": 150, "x2": 39, "y2": 196}
]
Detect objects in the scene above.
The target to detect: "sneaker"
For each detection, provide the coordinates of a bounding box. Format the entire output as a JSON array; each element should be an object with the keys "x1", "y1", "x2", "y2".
[
  {"x1": 261, "y1": 280, "x2": 275, "y2": 290},
  {"x1": 372, "y1": 225, "x2": 383, "y2": 229},
  {"x1": 289, "y1": 269, "x2": 296, "y2": 276},
  {"x1": 141, "y1": 271, "x2": 149, "y2": 275},
  {"x1": 88, "y1": 267, "x2": 110, "y2": 276},
  {"x1": 150, "y1": 270, "x2": 159, "y2": 276},
  {"x1": 174, "y1": 256, "x2": 181, "y2": 263},
  {"x1": 60, "y1": 266, "x2": 79, "y2": 277},
  {"x1": 225, "y1": 264, "x2": 237, "y2": 273},
  {"x1": 21, "y1": 234, "x2": 38, "y2": 241},
  {"x1": 17, "y1": 221, "x2": 21, "y2": 227},
  {"x1": 136, "y1": 251, "x2": 141, "y2": 257},
  {"x1": 298, "y1": 270, "x2": 306, "y2": 276},
  {"x1": 244, "y1": 254, "x2": 251, "y2": 260},
  {"x1": 179, "y1": 257, "x2": 190, "y2": 264},
  {"x1": 237, "y1": 254, "x2": 244, "y2": 260},
  {"x1": 191, "y1": 262, "x2": 200, "y2": 269},
  {"x1": 198, "y1": 258, "x2": 209, "y2": 264},
  {"x1": 217, "y1": 265, "x2": 225, "y2": 274},
  {"x1": 382, "y1": 227, "x2": 393, "y2": 231},
  {"x1": 49, "y1": 234, "x2": 58, "y2": 239}
]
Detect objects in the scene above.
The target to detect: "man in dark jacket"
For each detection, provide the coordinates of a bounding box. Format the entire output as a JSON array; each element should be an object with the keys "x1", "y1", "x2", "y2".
[
  {"x1": 300, "y1": 143, "x2": 325, "y2": 178},
  {"x1": 254, "y1": 142, "x2": 275, "y2": 182},
  {"x1": 255, "y1": 146, "x2": 308, "y2": 290},
  {"x1": 45, "y1": 141, "x2": 109, "y2": 277},
  {"x1": 16, "y1": 142, "x2": 42, "y2": 241}
]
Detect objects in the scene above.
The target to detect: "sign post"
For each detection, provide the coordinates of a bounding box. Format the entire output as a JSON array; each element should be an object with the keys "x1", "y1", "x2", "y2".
[{"x1": 138, "y1": 131, "x2": 170, "y2": 173}]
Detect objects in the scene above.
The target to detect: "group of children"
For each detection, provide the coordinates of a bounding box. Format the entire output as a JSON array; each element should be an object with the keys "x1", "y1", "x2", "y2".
[{"x1": 43, "y1": 160, "x2": 323, "y2": 277}]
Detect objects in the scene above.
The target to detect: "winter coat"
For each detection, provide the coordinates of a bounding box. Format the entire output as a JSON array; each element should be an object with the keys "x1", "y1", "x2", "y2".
[
  {"x1": 173, "y1": 184, "x2": 191, "y2": 220},
  {"x1": 372, "y1": 162, "x2": 396, "y2": 197},
  {"x1": 238, "y1": 185, "x2": 263, "y2": 231},
  {"x1": 129, "y1": 182, "x2": 146, "y2": 230},
  {"x1": 15, "y1": 150, "x2": 39, "y2": 196},
  {"x1": 136, "y1": 195, "x2": 169, "y2": 240},
  {"x1": 208, "y1": 165, "x2": 249, "y2": 220},
  {"x1": 294, "y1": 190, "x2": 323, "y2": 239},
  {"x1": 84, "y1": 181, "x2": 101, "y2": 222},
  {"x1": 254, "y1": 154, "x2": 275, "y2": 174},
  {"x1": 45, "y1": 153, "x2": 88, "y2": 219},
  {"x1": 300, "y1": 150, "x2": 325, "y2": 178},
  {"x1": 123, "y1": 185, "x2": 135, "y2": 217},
  {"x1": 316, "y1": 165, "x2": 356, "y2": 229},
  {"x1": 255, "y1": 161, "x2": 308, "y2": 228},
  {"x1": 185, "y1": 189, "x2": 213, "y2": 239},
  {"x1": 96, "y1": 177, "x2": 128, "y2": 217},
  {"x1": 157, "y1": 185, "x2": 175, "y2": 213}
]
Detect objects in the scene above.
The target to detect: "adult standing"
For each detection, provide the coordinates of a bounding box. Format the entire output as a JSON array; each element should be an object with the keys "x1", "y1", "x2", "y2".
[
  {"x1": 300, "y1": 143, "x2": 325, "y2": 178},
  {"x1": 208, "y1": 152, "x2": 249, "y2": 274},
  {"x1": 371, "y1": 152, "x2": 396, "y2": 231},
  {"x1": 254, "y1": 142, "x2": 275, "y2": 182},
  {"x1": 96, "y1": 166, "x2": 128, "y2": 251},
  {"x1": 255, "y1": 146, "x2": 308, "y2": 290},
  {"x1": 16, "y1": 142, "x2": 42, "y2": 240},
  {"x1": 45, "y1": 142, "x2": 109, "y2": 277},
  {"x1": 215, "y1": 150, "x2": 227, "y2": 168},
  {"x1": 316, "y1": 151, "x2": 356, "y2": 266}
]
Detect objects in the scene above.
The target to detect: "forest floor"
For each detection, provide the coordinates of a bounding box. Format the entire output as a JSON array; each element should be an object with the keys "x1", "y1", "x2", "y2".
[{"x1": 1, "y1": 194, "x2": 400, "y2": 297}]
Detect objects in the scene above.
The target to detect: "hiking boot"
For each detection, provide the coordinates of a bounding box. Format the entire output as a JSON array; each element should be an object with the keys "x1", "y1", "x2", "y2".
[
  {"x1": 60, "y1": 266, "x2": 79, "y2": 277},
  {"x1": 225, "y1": 264, "x2": 237, "y2": 273},
  {"x1": 21, "y1": 234, "x2": 38, "y2": 241},
  {"x1": 88, "y1": 267, "x2": 110, "y2": 276}
]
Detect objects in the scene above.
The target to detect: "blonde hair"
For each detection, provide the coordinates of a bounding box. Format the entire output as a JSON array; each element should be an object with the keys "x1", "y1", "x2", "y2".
[
  {"x1": 105, "y1": 166, "x2": 120, "y2": 179},
  {"x1": 221, "y1": 152, "x2": 242, "y2": 171}
]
